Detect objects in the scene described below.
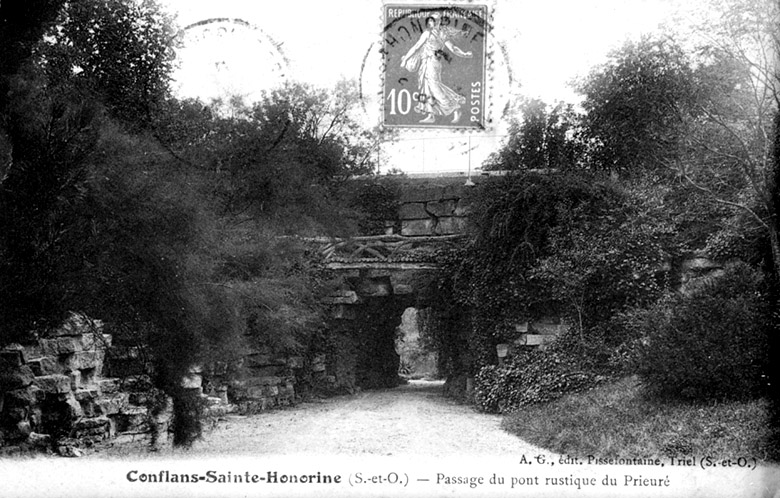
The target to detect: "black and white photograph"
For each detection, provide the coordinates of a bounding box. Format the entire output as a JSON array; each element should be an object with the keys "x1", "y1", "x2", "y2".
[{"x1": 1, "y1": 0, "x2": 780, "y2": 496}]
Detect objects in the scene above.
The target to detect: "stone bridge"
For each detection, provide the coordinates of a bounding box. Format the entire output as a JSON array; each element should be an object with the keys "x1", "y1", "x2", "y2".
[
  {"x1": 309, "y1": 173, "x2": 484, "y2": 392},
  {"x1": 303, "y1": 171, "x2": 569, "y2": 394},
  {"x1": 315, "y1": 172, "x2": 485, "y2": 268}
]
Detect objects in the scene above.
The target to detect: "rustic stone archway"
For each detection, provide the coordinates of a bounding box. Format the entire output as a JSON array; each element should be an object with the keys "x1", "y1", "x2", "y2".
[{"x1": 318, "y1": 267, "x2": 439, "y2": 392}]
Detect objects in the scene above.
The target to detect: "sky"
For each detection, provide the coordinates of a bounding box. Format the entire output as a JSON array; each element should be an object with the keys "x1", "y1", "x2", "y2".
[{"x1": 164, "y1": 0, "x2": 681, "y2": 174}]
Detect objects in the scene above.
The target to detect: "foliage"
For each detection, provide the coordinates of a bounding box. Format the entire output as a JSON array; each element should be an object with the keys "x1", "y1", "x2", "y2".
[
  {"x1": 502, "y1": 376, "x2": 775, "y2": 461},
  {"x1": 343, "y1": 178, "x2": 402, "y2": 235},
  {"x1": 0, "y1": 74, "x2": 99, "y2": 342},
  {"x1": 154, "y1": 81, "x2": 379, "y2": 233},
  {"x1": 530, "y1": 181, "x2": 675, "y2": 332},
  {"x1": 41, "y1": 0, "x2": 177, "y2": 128},
  {"x1": 473, "y1": 329, "x2": 606, "y2": 414},
  {"x1": 576, "y1": 36, "x2": 695, "y2": 175},
  {"x1": 636, "y1": 262, "x2": 770, "y2": 401},
  {"x1": 483, "y1": 99, "x2": 581, "y2": 171},
  {"x1": 0, "y1": 1, "x2": 347, "y2": 447},
  {"x1": 463, "y1": 173, "x2": 670, "y2": 335}
]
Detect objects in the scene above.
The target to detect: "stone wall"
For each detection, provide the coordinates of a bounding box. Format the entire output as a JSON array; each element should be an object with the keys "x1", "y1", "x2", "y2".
[
  {"x1": 391, "y1": 177, "x2": 476, "y2": 237},
  {"x1": 0, "y1": 313, "x2": 166, "y2": 456},
  {"x1": 218, "y1": 351, "x2": 301, "y2": 413}
]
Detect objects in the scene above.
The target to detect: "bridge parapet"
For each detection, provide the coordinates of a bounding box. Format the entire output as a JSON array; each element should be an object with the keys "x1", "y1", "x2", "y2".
[
  {"x1": 392, "y1": 176, "x2": 477, "y2": 237},
  {"x1": 307, "y1": 234, "x2": 465, "y2": 270}
]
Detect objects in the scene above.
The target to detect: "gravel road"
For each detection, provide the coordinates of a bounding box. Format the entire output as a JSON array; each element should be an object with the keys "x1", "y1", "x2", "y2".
[{"x1": 91, "y1": 380, "x2": 547, "y2": 458}]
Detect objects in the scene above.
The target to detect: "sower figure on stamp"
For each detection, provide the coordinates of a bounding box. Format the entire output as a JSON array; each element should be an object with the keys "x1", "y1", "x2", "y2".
[{"x1": 400, "y1": 14, "x2": 473, "y2": 124}]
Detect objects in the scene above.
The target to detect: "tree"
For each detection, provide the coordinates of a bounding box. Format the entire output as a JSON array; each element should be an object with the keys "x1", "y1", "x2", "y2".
[
  {"x1": 483, "y1": 99, "x2": 580, "y2": 171},
  {"x1": 576, "y1": 36, "x2": 695, "y2": 176},
  {"x1": 155, "y1": 80, "x2": 381, "y2": 234},
  {"x1": 670, "y1": 0, "x2": 780, "y2": 274},
  {"x1": 42, "y1": 0, "x2": 177, "y2": 127},
  {"x1": 0, "y1": 0, "x2": 207, "y2": 447},
  {"x1": 0, "y1": 0, "x2": 96, "y2": 341}
]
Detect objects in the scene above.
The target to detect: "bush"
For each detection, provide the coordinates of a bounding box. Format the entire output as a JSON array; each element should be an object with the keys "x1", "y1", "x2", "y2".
[
  {"x1": 474, "y1": 332, "x2": 605, "y2": 413},
  {"x1": 636, "y1": 262, "x2": 770, "y2": 401}
]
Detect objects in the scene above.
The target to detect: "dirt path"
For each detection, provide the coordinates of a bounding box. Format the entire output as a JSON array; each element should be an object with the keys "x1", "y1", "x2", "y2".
[{"x1": 91, "y1": 380, "x2": 548, "y2": 458}]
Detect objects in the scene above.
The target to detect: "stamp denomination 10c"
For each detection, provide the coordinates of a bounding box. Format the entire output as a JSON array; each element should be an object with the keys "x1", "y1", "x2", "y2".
[{"x1": 382, "y1": 5, "x2": 488, "y2": 129}]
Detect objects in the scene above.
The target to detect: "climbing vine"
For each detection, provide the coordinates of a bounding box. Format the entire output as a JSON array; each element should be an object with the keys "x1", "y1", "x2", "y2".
[{"x1": 421, "y1": 172, "x2": 677, "y2": 389}]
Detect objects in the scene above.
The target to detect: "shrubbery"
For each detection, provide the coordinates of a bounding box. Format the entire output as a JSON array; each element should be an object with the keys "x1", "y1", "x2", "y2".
[
  {"x1": 474, "y1": 330, "x2": 606, "y2": 413},
  {"x1": 635, "y1": 262, "x2": 770, "y2": 401}
]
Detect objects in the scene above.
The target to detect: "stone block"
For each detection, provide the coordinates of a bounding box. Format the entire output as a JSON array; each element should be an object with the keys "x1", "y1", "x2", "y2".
[
  {"x1": 287, "y1": 356, "x2": 304, "y2": 369},
  {"x1": 69, "y1": 370, "x2": 81, "y2": 390},
  {"x1": 424, "y1": 199, "x2": 457, "y2": 217},
  {"x1": 249, "y1": 366, "x2": 286, "y2": 378},
  {"x1": 27, "y1": 356, "x2": 64, "y2": 376},
  {"x1": 514, "y1": 334, "x2": 556, "y2": 347},
  {"x1": 401, "y1": 219, "x2": 434, "y2": 236},
  {"x1": 112, "y1": 406, "x2": 149, "y2": 434},
  {"x1": 120, "y1": 375, "x2": 152, "y2": 391},
  {"x1": 28, "y1": 432, "x2": 51, "y2": 448},
  {"x1": 62, "y1": 392, "x2": 84, "y2": 419},
  {"x1": 245, "y1": 354, "x2": 272, "y2": 367},
  {"x1": 432, "y1": 216, "x2": 467, "y2": 235},
  {"x1": 206, "y1": 404, "x2": 232, "y2": 417},
  {"x1": 64, "y1": 351, "x2": 105, "y2": 371},
  {"x1": 181, "y1": 373, "x2": 202, "y2": 389},
  {"x1": 49, "y1": 313, "x2": 103, "y2": 337},
  {"x1": 241, "y1": 398, "x2": 270, "y2": 412},
  {"x1": 217, "y1": 386, "x2": 229, "y2": 404},
  {"x1": 21, "y1": 344, "x2": 43, "y2": 363},
  {"x1": 265, "y1": 385, "x2": 279, "y2": 397},
  {"x1": 73, "y1": 388, "x2": 99, "y2": 402},
  {"x1": 129, "y1": 392, "x2": 148, "y2": 405},
  {"x1": 33, "y1": 374, "x2": 72, "y2": 394},
  {"x1": 72, "y1": 417, "x2": 110, "y2": 439},
  {"x1": 98, "y1": 378, "x2": 120, "y2": 395},
  {"x1": 16, "y1": 421, "x2": 32, "y2": 437},
  {"x1": 321, "y1": 290, "x2": 360, "y2": 305},
  {"x1": 398, "y1": 202, "x2": 428, "y2": 220},
  {"x1": 0, "y1": 349, "x2": 24, "y2": 368},
  {"x1": 95, "y1": 394, "x2": 128, "y2": 416},
  {"x1": 393, "y1": 284, "x2": 413, "y2": 295},
  {"x1": 203, "y1": 396, "x2": 222, "y2": 407},
  {"x1": 245, "y1": 376, "x2": 281, "y2": 388},
  {"x1": 355, "y1": 277, "x2": 392, "y2": 297},
  {"x1": 40, "y1": 335, "x2": 95, "y2": 356},
  {"x1": 79, "y1": 399, "x2": 98, "y2": 418},
  {"x1": 0, "y1": 365, "x2": 35, "y2": 389}
]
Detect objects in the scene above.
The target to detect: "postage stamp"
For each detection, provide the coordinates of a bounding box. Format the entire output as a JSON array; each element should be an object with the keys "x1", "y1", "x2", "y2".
[{"x1": 382, "y1": 4, "x2": 489, "y2": 129}]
